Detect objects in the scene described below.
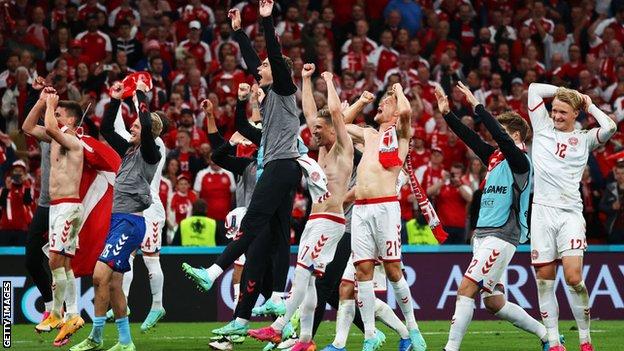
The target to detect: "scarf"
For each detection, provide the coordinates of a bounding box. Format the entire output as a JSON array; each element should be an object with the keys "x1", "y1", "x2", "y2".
[
  {"x1": 296, "y1": 154, "x2": 331, "y2": 204},
  {"x1": 379, "y1": 125, "x2": 403, "y2": 169}
]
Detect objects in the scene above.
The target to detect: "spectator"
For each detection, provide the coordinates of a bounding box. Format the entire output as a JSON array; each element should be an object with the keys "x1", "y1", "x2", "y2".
[
  {"x1": 0, "y1": 53, "x2": 20, "y2": 90},
  {"x1": 164, "y1": 109, "x2": 208, "y2": 150},
  {"x1": 600, "y1": 162, "x2": 624, "y2": 243},
  {"x1": 108, "y1": 0, "x2": 141, "y2": 29},
  {"x1": 383, "y1": 0, "x2": 423, "y2": 36},
  {"x1": 75, "y1": 13, "x2": 113, "y2": 65},
  {"x1": 178, "y1": 21, "x2": 212, "y2": 74},
  {"x1": 427, "y1": 162, "x2": 473, "y2": 244},
  {"x1": 1, "y1": 67, "x2": 30, "y2": 133},
  {"x1": 0, "y1": 160, "x2": 33, "y2": 246},
  {"x1": 193, "y1": 157, "x2": 235, "y2": 244},
  {"x1": 179, "y1": 199, "x2": 217, "y2": 246},
  {"x1": 167, "y1": 174, "x2": 197, "y2": 236},
  {"x1": 112, "y1": 20, "x2": 142, "y2": 68},
  {"x1": 368, "y1": 30, "x2": 399, "y2": 80},
  {"x1": 417, "y1": 146, "x2": 445, "y2": 191}
]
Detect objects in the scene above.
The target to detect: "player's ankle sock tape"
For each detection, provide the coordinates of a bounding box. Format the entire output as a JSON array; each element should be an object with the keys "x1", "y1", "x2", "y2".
[
  {"x1": 90, "y1": 316, "x2": 107, "y2": 343},
  {"x1": 115, "y1": 317, "x2": 132, "y2": 345}
]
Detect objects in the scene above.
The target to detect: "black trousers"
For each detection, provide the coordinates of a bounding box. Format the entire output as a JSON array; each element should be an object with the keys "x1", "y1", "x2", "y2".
[
  {"x1": 222, "y1": 159, "x2": 300, "y2": 320},
  {"x1": 312, "y1": 232, "x2": 364, "y2": 336},
  {"x1": 24, "y1": 206, "x2": 52, "y2": 303}
]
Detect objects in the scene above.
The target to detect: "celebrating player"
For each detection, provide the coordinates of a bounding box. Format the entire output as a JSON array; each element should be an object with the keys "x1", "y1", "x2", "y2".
[
  {"x1": 71, "y1": 79, "x2": 163, "y2": 351},
  {"x1": 436, "y1": 83, "x2": 554, "y2": 350},
  {"x1": 345, "y1": 83, "x2": 426, "y2": 351},
  {"x1": 248, "y1": 67, "x2": 354, "y2": 350},
  {"x1": 181, "y1": 0, "x2": 303, "y2": 337},
  {"x1": 528, "y1": 83, "x2": 616, "y2": 351},
  {"x1": 24, "y1": 85, "x2": 86, "y2": 346},
  {"x1": 103, "y1": 81, "x2": 168, "y2": 332}
]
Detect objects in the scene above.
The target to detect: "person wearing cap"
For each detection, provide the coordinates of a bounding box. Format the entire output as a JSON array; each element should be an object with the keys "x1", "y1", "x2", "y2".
[
  {"x1": 416, "y1": 145, "x2": 445, "y2": 192},
  {"x1": 75, "y1": 13, "x2": 112, "y2": 65},
  {"x1": 177, "y1": 20, "x2": 212, "y2": 73},
  {"x1": 167, "y1": 173, "x2": 198, "y2": 236},
  {"x1": 0, "y1": 159, "x2": 33, "y2": 246},
  {"x1": 408, "y1": 127, "x2": 430, "y2": 170},
  {"x1": 163, "y1": 108, "x2": 208, "y2": 150}
]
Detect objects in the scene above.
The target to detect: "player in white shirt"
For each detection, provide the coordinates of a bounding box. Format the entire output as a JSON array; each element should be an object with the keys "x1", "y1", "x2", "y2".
[
  {"x1": 528, "y1": 83, "x2": 616, "y2": 351},
  {"x1": 107, "y1": 82, "x2": 169, "y2": 332}
]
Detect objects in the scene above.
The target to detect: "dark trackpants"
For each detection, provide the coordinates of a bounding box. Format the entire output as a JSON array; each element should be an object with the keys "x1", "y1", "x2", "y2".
[
  {"x1": 223, "y1": 159, "x2": 300, "y2": 320},
  {"x1": 24, "y1": 206, "x2": 52, "y2": 303}
]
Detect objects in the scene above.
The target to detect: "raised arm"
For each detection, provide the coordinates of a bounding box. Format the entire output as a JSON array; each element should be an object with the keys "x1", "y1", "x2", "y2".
[
  {"x1": 323, "y1": 71, "x2": 352, "y2": 150},
  {"x1": 393, "y1": 83, "x2": 412, "y2": 139},
  {"x1": 112, "y1": 81, "x2": 132, "y2": 142},
  {"x1": 582, "y1": 94, "x2": 617, "y2": 148},
  {"x1": 100, "y1": 83, "x2": 131, "y2": 156},
  {"x1": 260, "y1": 0, "x2": 297, "y2": 96},
  {"x1": 22, "y1": 83, "x2": 53, "y2": 143},
  {"x1": 229, "y1": 8, "x2": 262, "y2": 82},
  {"x1": 211, "y1": 138, "x2": 254, "y2": 176},
  {"x1": 301, "y1": 63, "x2": 317, "y2": 130},
  {"x1": 343, "y1": 91, "x2": 375, "y2": 124},
  {"x1": 435, "y1": 85, "x2": 495, "y2": 164},
  {"x1": 346, "y1": 124, "x2": 366, "y2": 145},
  {"x1": 136, "y1": 87, "x2": 160, "y2": 165},
  {"x1": 528, "y1": 82, "x2": 557, "y2": 132},
  {"x1": 234, "y1": 84, "x2": 262, "y2": 146},
  {"x1": 44, "y1": 94, "x2": 82, "y2": 151}
]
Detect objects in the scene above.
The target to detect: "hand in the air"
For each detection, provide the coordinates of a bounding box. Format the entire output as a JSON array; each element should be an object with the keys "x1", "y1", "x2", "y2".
[
  {"x1": 358, "y1": 91, "x2": 375, "y2": 105},
  {"x1": 110, "y1": 81, "x2": 124, "y2": 100},
  {"x1": 228, "y1": 9, "x2": 241, "y2": 31},
  {"x1": 457, "y1": 81, "x2": 479, "y2": 108},
  {"x1": 259, "y1": 0, "x2": 274, "y2": 17},
  {"x1": 238, "y1": 83, "x2": 251, "y2": 100},
  {"x1": 434, "y1": 86, "x2": 450, "y2": 115},
  {"x1": 302, "y1": 63, "x2": 315, "y2": 78}
]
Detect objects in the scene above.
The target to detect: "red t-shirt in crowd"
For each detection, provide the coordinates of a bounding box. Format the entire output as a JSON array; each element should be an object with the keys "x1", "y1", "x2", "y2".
[
  {"x1": 0, "y1": 184, "x2": 33, "y2": 231},
  {"x1": 398, "y1": 183, "x2": 414, "y2": 221},
  {"x1": 435, "y1": 183, "x2": 469, "y2": 228},
  {"x1": 193, "y1": 167, "x2": 235, "y2": 221},
  {"x1": 169, "y1": 190, "x2": 197, "y2": 226}
]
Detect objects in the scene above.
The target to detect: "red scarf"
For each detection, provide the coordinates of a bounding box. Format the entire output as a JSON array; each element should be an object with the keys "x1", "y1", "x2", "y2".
[
  {"x1": 379, "y1": 126, "x2": 403, "y2": 169},
  {"x1": 480, "y1": 143, "x2": 526, "y2": 189}
]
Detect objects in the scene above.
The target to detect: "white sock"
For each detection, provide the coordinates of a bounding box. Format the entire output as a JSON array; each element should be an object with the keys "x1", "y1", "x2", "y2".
[
  {"x1": 122, "y1": 255, "x2": 135, "y2": 299},
  {"x1": 568, "y1": 281, "x2": 591, "y2": 344},
  {"x1": 390, "y1": 277, "x2": 419, "y2": 330},
  {"x1": 298, "y1": 276, "x2": 317, "y2": 342},
  {"x1": 375, "y1": 298, "x2": 409, "y2": 339},
  {"x1": 44, "y1": 301, "x2": 53, "y2": 312},
  {"x1": 357, "y1": 280, "x2": 376, "y2": 339},
  {"x1": 270, "y1": 291, "x2": 284, "y2": 303},
  {"x1": 206, "y1": 265, "x2": 223, "y2": 281},
  {"x1": 271, "y1": 267, "x2": 311, "y2": 331},
  {"x1": 144, "y1": 256, "x2": 164, "y2": 310},
  {"x1": 537, "y1": 279, "x2": 560, "y2": 346},
  {"x1": 445, "y1": 295, "x2": 475, "y2": 351},
  {"x1": 333, "y1": 299, "x2": 355, "y2": 348},
  {"x1": 235, "y1": 317, "x2": 248, "y2": 326},
  {"x1": 495, "y1": 301, "x2": 547, "y2": 342},
  {"x1": 64, "y1": 270, "x2": 78, "y2": 316},
  {"x1": 51, "y1": 268, "x2": 67, "y2": 316},
  {"x1": 233, "y1": 284, "x2": 240, "y2": 306}
]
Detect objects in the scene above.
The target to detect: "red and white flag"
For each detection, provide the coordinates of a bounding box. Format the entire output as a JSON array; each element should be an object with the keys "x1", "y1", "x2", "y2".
[{"x1": 71, "y1": 136, "x2": 121, "y2": 277}]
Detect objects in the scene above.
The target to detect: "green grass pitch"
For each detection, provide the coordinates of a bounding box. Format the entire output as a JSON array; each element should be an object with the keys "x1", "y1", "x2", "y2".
[{"x1": 11, "y1": 320, "x2": 624, "y2": 350}]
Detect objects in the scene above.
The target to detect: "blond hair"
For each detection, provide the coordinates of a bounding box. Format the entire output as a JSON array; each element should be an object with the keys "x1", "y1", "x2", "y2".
[
  {"x1": 150, "y1": 112, "x2": 163, "y2": 138},
  {"x1": 554, "y1": 87, "x2": 583, "y2": 111}
]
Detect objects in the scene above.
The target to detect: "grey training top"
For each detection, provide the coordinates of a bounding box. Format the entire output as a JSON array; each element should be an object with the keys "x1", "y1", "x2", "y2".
[
  {"x1": 236, "y1": 162, "x2": 257, "y2": 208},
  {"x1": 472, "y1": 171, "x2": 529, "y2": 247},
  {"x1": 38, "y1": 142, "x2": 51, "y2": 207},
  {"x1": 112, "y1": 146, "x2": 160, "y2": 213},
  {"x1": 259, "y1": 89, "x2": 300, "y2": 165}
]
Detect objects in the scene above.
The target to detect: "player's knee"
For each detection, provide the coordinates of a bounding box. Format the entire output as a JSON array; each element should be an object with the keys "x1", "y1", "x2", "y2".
[
  {"x1": 564, "y1": 274, "x2": 582, "y2": 287},
  {"x1": 92, "y1": 273, "x2": 109, "y2": 289},
  {"x1": 483, "y1": 297, "x2": 504, "y2": 314},
  {"x1": 339, "y1": 282, "x2": 355, "y2": 300}
]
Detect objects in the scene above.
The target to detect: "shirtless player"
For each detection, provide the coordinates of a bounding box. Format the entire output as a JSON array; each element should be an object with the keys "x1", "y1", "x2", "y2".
[
  {"x1": 346, "y1": 83, "x2": 426, "y2": 351},
  {"x1": 248, "y1": 68, "x2": 354, "y2": 350},
  {"x1": 24, "y1": 89, "x2": 85, "y2": 346}
]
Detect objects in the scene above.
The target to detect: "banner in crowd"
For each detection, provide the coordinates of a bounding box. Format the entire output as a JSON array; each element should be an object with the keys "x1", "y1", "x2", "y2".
[{"x1": 2, "y1": 247, "x2": 623, "y2": 324}]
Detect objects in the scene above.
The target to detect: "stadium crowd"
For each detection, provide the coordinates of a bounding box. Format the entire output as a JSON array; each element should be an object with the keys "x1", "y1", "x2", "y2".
[{"x1": 1, "y1": 0, "x2": 624, "y2": 246}]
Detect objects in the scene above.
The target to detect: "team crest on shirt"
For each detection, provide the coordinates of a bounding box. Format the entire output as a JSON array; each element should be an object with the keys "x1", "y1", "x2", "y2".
[
  {"x1": 531, "y1": 249, "x2": 539, "y2": 260},
  {"x1": 568, "y1": 137, "x2": 578, "y2": 146},
  {"x1": 311, "y1": 171, "x2": 320, "y2": 182}
]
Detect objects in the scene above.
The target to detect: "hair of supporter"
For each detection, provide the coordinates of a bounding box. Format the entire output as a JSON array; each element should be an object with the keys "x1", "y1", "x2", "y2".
[
  {"x1": 451, "y1": 162, "x2": 466, "y2": 172},
  {"x1": 192, "y1": 199, "x2": 208, "y2": 216},
  {"x1": 497, "y1": 111, "x2": 530, "y2": 142},
  {"x1": 554, "y1": 87, "x2": 583, "y2": 111},
  {"x1": 57, "y1": 100, "x2": 83, "y2": 127},
  {"x1": 155, "y1": 111, "x2": 169, "y2": 135},
  {"x1": 150, "y1": 112, "x2": 163, "y2": 138},
  {"x1": 283, "y1": 55, "x2": 294, "y2": 74},
  {"x1": 616, "y1": 161, "x2": 624, "y2": 170}
]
